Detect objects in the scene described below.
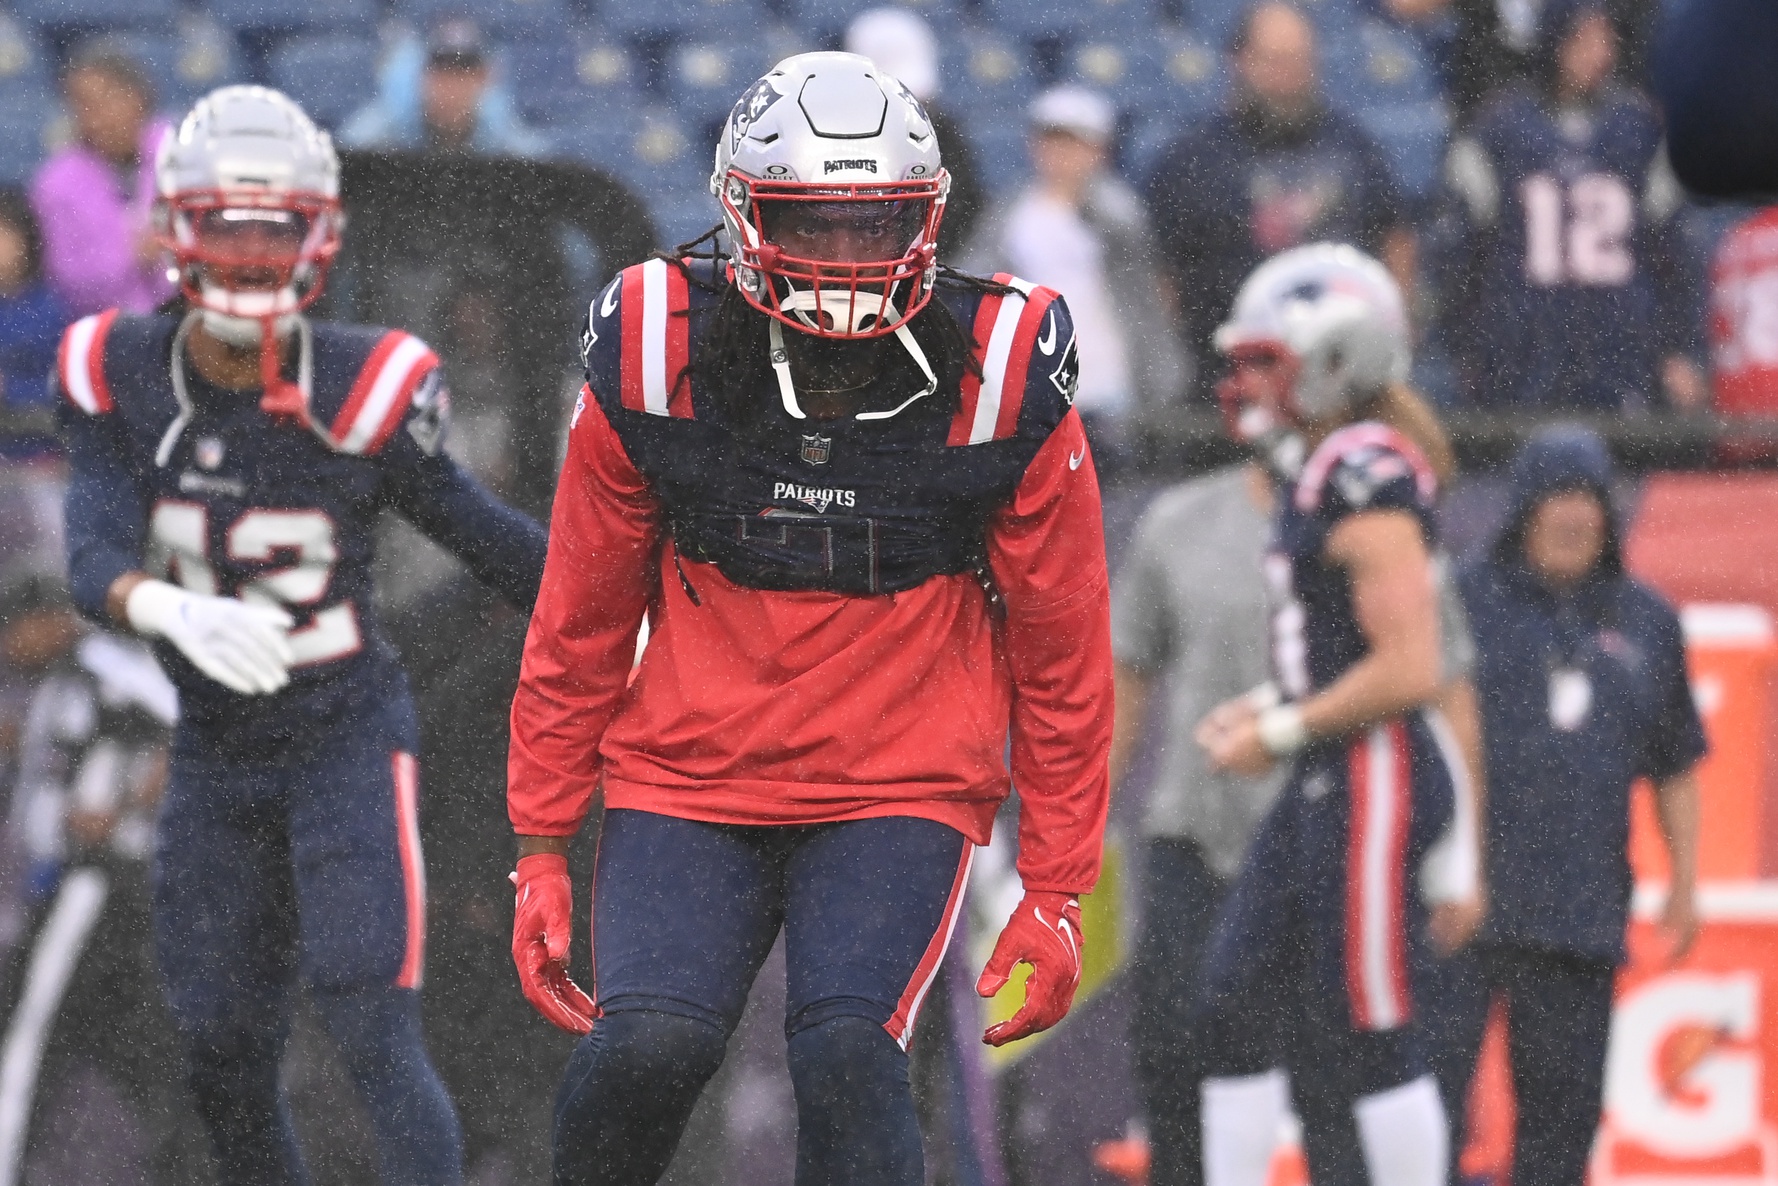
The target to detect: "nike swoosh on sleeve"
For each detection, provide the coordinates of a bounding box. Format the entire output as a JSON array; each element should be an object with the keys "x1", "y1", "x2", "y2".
[{"x1": 1068, "y1": 449, "x2": 1084, "y2": 470}]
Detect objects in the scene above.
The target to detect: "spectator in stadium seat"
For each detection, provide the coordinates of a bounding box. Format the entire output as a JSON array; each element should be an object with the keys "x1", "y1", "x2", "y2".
[
  {"x1": 1143, "y1": 1, "x2": 1416, "y2": 385},
  {"x1": 1424, "y1": 427, "x2": 1703, "y2": 1186},
  {"x1": 1708, "y1": 204, "x2": 1778, "y2": 420},
  {"x1": 1438, "y1": 0, "x2": 1703, "y2": 411},
  {"x1": 1447, "y1": 0, "x2": 1655, "y2": 115},
  {"x1": 340, "y1": 19, "x2": 548, "y2": 159},
  {"x1": 0, "y1": 191, "x2": 71, "y2": 458},
  {"x1": 28, "y1": 42, "x2": 172, "y2": 318},
  {"x1": 960, "y1": 86, "x2": 1188, "y2": 464},
  {"x1": 845, "y1": 7, "x2": 984, "y2": 253}
]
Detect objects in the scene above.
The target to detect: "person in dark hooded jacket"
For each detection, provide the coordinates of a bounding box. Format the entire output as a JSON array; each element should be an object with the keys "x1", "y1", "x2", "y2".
[
  {"x1": 1438, "y1": 0, "x2": 1703, "y2": 411},
  {"x1": 1423, "y1": 427, "x2": 1704, "y2": 1186}
]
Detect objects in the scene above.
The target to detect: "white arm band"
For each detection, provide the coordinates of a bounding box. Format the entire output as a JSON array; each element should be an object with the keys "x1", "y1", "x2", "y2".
[
  {"x1": 1256, "y1": 704, "x2": 1308, "y2": 758},
  {"x1": 1420, "y1": 708, "x2": 1481, "y2": 904}
]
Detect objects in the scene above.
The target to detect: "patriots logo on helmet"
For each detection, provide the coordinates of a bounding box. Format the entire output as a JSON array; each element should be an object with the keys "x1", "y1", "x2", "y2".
[{"x1": 730, "y1": 78, "x2": 782, "y2": 151}]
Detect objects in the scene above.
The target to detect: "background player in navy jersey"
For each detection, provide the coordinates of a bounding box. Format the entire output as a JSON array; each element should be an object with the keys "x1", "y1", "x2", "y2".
[
  {"x1": 506, "y1": 52, "x2": 1112, "y2": 1186},
  {"x1": 1190, "y1": 244, "x2": 1472, "y2": 1186},
  {"x1": 1440, "y1": 0, "x2": 1702, "y2": 411},
  {"x1": 57, "y1": 86, "x2": 548, "y2": 1186}
]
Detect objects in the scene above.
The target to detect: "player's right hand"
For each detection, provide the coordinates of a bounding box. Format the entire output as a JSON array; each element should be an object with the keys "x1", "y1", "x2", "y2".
[
  {"x1": 124, "y1": 579, "x2": 294, "y2": 696},
  {"x1": 511, "y1": 853, "x2": 596, "y2": 1034}
]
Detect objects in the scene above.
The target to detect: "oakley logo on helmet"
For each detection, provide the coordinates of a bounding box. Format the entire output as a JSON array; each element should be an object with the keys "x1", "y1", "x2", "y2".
[{"x1": 824, "y1": 159, "x2": 878, "y2": 175}]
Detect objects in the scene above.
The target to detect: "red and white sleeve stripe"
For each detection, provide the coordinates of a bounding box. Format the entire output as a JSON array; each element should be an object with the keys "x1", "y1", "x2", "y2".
[
  {"x1": 329, "y1": 331, "x2": 439, "y2": 456},
  {"x1": 948, "y1": 275, "x2": 1059, "y2": 446},
  {"x1": 56, "y1": 310, "x2": 118, "y2": 415}
]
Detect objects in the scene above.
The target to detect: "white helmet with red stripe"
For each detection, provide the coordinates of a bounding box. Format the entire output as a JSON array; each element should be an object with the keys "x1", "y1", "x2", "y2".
[
  {"x1": 712, "y1": 52, "x2": 948, "y2": 341},
  {"x1": 155, "y1": 85, "x2": 342, "y2": 350},
  {"x1": 1215, "y1": 242, "x2": 1409, "y2": 425}
]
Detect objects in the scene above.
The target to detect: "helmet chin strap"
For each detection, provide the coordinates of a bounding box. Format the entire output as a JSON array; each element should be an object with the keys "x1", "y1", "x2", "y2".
[
  {"x1": 197, "y1": 285, "x2": 308, "y2": 423},
  {"x1": 159, "y1": 309, "x2": 318, "y2": 467},
  {"x1": 768, "y1": 311, "x2": 938, "y2": 421}
]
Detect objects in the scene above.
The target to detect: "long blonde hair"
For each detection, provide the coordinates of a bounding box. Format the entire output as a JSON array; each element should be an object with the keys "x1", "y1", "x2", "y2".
[{"x1": 1369, "y1": 382, "x2": 1457, "y2": 489}]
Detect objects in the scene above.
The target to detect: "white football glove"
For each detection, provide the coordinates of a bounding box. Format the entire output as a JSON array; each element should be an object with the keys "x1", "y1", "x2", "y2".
[{"x1": 125, "y1": 579, "x2": 295, "y2": 696}]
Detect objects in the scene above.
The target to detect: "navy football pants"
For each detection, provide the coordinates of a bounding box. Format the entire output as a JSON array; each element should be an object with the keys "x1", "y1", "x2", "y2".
[
  {"x1": 552, "y1": 808, "x2": 973, "y2": 1186},
  {"x1": 1194, "y1": 717, "x2": 1454, "y2": 1120},
  {"x1": 1421, "y1": 943, "x2": 1615, "y2": 1186},
  {"x1": 154, "y1": 699, "x2": 461, "y2": 1186}
]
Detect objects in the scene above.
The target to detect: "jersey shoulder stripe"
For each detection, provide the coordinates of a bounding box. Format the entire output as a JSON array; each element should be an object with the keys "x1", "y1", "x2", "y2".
[
  {"x1": 617, "y1": 257, "x2": 694, "y2": 420},
  {"x1": 1295, "y1": 422, "x2": 1437, "y2": 513},
  {"x1": 947, "y1": 274, "x2": 1062, "y2": 446},
  {"x1": 328, "y1": 329, "x2": 438, "y2": 456},
  {"x1": 57, "y1": 309, "x2": 119, "y2": 416}
]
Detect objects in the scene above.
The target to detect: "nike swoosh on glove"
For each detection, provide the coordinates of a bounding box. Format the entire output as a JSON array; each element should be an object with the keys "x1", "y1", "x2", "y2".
[
  {"x1": 975, "y1": 891, "x2": 1084, "y2": 1047},
  {"x1": 125, "y1": 579, "x2": 294, "y2": 696},
  {"x1": 510, "y1": 853, "x2": 596, "y2": 1034}
]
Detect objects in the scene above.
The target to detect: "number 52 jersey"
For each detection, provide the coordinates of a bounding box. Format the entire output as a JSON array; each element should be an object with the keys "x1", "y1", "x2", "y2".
[{"x1": 57, "y1": 310, "x2": 549, "y2": 760}]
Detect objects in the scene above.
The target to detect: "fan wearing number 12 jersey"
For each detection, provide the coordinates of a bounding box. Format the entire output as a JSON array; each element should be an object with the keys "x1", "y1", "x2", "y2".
[
  {"x1": 57, "y1": 87, "x2": 545, "y2": 1186},
  {"x1": 1442, "y1": 0, "x2": 1701, "y2": 411}
]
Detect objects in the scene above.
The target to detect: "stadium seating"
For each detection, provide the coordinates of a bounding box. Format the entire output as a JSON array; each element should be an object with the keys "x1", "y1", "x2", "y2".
[
  {"x1": 1354, "y1": 100, "x2": 1451, "y2": 201},
  {"x1": 0, "y1": 16, "x2": 54, "y2": 98},
  {"x1": 395, "y1": 0, "x2": 581, "y2": 41},
  {"x1": 0, "y1": 91, "x2": 56, "y2": 185},
  {"x1": 979, "y1": 0, "x2": 1163, "y2": 40},
  {"x1": 592, "y1": 0, "x2": 772, "y2": 42},
  {"x1": 1068, "y1": 34, "x2": 1227, "y2": 124},
  {"x1": 266, "y1": 36, "x2": 381, "y2": 130},
  {"x1": 104, "y1": 27, "x2": 242, "y2": 112},
  {"x1": 505, "y1": 39, "x2": 641, "y2": 128},
  {"x1": 941, "y1": 33, "x2": 1039, "y2": 122},
  {"x1": 1322, "y1": 19, "x2": 1441, "y2": 114},
  {"x1": 202, "y1": 0, "x2": 378, "y2": 38},
  {"x1": 666, "y1": 41, "x2": 778, "y2": 133},
  {"x1": 12, "y1": 0, "x2": 179, "y2": 33}
]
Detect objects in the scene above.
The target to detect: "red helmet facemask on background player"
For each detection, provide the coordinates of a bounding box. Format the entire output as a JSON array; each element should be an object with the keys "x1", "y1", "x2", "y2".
[
  {"x1": 719, "y1": 175, "x2": 945, "y2": 340},
  {"x1": 159, "y1": 188, "x2": 343, "y2": 420}
]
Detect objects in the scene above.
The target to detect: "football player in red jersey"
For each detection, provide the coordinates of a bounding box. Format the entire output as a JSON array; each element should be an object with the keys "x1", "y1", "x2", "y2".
[{"x1": 507, "y1": 52, "x2": 1112, "y2": 1185}]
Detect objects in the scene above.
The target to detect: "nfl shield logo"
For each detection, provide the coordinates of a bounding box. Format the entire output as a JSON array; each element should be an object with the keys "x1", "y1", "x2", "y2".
[
  {"x1": 799, "y1": 433, "x2": 831, "y2": 465},
  {"x1": 195, "y1": 437, "x2": 225, "y2": 470}
]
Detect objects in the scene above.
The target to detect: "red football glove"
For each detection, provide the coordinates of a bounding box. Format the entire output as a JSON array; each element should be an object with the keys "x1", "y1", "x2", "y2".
[
  {"x1": 510, "y1": 853, "x2": 596, "y2": 1034},
  {"x1": 975, "y1": 891, "x2": 1084, "y2": 1047}
]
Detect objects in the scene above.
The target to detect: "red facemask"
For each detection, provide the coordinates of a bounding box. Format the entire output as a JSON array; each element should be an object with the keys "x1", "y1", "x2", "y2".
[
  {"x1": 159, "y1": 188, "x2": 343, "y2": 421},
  {"x1": 720, "y1": 174, "x2": 946, "y2": 340}
]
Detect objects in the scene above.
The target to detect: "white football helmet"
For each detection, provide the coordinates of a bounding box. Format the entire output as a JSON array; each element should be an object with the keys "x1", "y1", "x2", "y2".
[
  {"x1": 1215, "y1": 242, "x2": 1410, "y2": 424},
  {"x1": 156, "y1": 85, "x2": 342, "y2": 352},
  {"x1": 711, "y1": 51, "x2": 949, "y2": 341}
]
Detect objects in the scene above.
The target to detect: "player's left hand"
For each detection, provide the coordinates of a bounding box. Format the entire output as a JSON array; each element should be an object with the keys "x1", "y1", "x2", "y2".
[
  {"x1": 510, "y1": 853, "x2": 596, "y2": 1034},
  {"x1": 976, "y1": 891, "x2": 1083, "y2": 1047}
]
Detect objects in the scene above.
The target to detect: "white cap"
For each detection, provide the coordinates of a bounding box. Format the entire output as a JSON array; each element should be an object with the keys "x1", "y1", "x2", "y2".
[
  {"x1": 1028, "y1": 84, "x2": 1116, "y2": 144},
  {"x1": 844, "y1": 7, "x2": 940, "y2": 100}
]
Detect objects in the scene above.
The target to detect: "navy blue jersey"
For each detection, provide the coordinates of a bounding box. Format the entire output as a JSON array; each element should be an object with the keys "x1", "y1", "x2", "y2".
[
  {"x1": 1445, "y1": 85, "x2": 1697, "y2": 409},
  {"x1": 1267, "y1": 423, "x2": 1439, "y2": 701},
  {"x1": 577, "y1": 258, "x2": 1079, "y2": 596},
  {"x1": 58, "y1": 310, "x2": 548, "y2": 760}
]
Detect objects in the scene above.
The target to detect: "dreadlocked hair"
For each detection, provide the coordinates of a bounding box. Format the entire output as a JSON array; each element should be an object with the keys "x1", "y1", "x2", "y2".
[{"x1": 652, "y1": 226, "x2": 1016, "y2": 437}]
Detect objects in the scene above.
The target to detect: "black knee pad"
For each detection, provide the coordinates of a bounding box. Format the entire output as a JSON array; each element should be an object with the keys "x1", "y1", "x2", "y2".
[
  {"x1": 785, "y1": 1014, "x2": 907, "y2": 1098},
  {"x1": 595, "y1": 1010, "x2": 727, "y2": 1086}
]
